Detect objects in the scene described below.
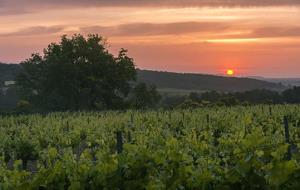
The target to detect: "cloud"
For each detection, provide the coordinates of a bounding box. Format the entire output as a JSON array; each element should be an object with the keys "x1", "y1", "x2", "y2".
[
  {"x1": 80, "y1": 22, "x2": 230, "y2": 37},
  {"x1": 252, "y1": 27, "x2": 300, "y2": 38},
  {"x1": 2, "y1": 0, "x2": 300, "y2": 7},
  {"x1": 0, "y1": 26, "x2": 65, "y2": 37},
  {"x1": 221, "y1": 26, "x2": 300, "y2": 39},
  {"x1": 2, "y1": 22, "x2": 300, "y2": 40},
  {"x1": 83, "y1": 22, "x2": 300, "y2": 39},
  {"x1": 0, "y1": 0, "x2": 299, "y2": 15}
]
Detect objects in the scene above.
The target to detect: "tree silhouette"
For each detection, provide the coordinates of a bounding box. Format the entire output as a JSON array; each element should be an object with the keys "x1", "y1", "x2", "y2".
[{"x1": 17, "y1": 34, "x2": 136, "y2": 111}]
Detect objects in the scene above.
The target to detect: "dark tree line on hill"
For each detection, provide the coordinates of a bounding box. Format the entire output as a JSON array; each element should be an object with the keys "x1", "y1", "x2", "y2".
[{"x1": 162, "y1": 87, "x2": 300, "y2": 109}]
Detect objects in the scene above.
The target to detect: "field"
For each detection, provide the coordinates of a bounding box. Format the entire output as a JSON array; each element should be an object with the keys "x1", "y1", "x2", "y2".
[{"x1": 1, "y1": 105, "x2": 300, "y2": 189}]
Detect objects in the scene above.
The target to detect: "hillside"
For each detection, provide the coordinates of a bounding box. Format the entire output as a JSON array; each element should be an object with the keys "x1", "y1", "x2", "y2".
[
  {"x1": 248, "y1": 76, "x2": 300, "y2": 87},
  {"x1": 0, "y1": 63, "x2": 286, "y2": 91},
  {"x1": 137, "y1": 70, "x2": 286, "y2": 92}
]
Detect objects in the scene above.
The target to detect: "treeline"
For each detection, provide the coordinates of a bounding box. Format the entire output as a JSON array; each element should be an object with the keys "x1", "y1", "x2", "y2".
[
  {"x1": 162, "y1": 87, "x2": 300, "y2": 109},
  {"x1": 3, "y1": 86, "x2": 300, "y2": 113}
]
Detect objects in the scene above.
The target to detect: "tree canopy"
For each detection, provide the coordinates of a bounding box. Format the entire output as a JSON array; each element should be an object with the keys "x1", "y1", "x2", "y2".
[{"x1": 17, "y1": 34, "x2": 136, "y2": 111}]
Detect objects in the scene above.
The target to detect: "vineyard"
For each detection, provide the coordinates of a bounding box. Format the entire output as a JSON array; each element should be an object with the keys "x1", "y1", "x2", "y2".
[{"x1": 1, "y1": 105, "x2": 300, "y2": 189}]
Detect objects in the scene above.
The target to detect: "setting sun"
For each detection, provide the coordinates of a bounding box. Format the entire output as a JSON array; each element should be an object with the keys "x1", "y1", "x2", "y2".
[{"x1": 226, "y1": 69, "x2": 234, "y2": 76}]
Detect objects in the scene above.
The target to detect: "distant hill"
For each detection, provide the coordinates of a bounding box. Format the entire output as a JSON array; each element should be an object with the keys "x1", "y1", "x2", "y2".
[
  {"x1": 0, "y1": 63, "x2": 286, "y2": 92},
  {"x1": 267, "y1": 78, "x2": 300, "y2": 87},
  {"x1": 247, "y1": 76, "x2": 300, "y2": 87},
  {"x1": 137, "y1": 70, "x2": 286, "y2": 92}
]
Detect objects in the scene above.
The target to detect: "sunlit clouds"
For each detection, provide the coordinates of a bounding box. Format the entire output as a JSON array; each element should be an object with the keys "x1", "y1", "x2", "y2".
[{"x1": 0, "y1": 0, "x2": 299, "y2": 77}]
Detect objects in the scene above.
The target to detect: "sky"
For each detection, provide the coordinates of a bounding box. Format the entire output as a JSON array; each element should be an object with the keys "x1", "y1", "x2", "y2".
[{"x1": 0, "y1": 0, "x2": 300, "y2": 77}]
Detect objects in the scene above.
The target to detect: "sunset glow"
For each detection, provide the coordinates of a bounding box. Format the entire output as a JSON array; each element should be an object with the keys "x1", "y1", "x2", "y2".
[
  {"x1": 227, "y1": 69, "x2": 235, "y2": 76},
  {"x1": 0, "y1": 1, "x2": 300, "y2": 77}
]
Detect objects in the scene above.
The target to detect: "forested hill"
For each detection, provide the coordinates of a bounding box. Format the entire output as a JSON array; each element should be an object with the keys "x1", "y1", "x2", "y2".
[
  {"x1": 137, "y1": 70, "x2": 286, "y2": 92},
  {"x1": 0, "y1": 63, "x2": 286, "y2": 91}
]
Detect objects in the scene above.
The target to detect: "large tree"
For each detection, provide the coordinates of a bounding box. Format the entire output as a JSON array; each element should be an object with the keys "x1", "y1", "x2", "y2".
[{"x1": 17, "y1": 34, "x2": 136, "y2": 111}]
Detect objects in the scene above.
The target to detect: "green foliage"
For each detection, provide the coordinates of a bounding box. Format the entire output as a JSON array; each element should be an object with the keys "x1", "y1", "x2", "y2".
[
  {"x1": 17, "y1": 34, "x2": 136, "y2": 111},
  {"x1": 0, "y1": 105, "x2": 300, "y2": 189},
  {"x1": 15, "y1": 140, "x2": 38, "y2": 168},
  {"x1": 176, "y1": 98, "x2": 202, "y2": 109},
  {"x1": 16, "y1": 100, "x2": 32, "y2": 113},
  {"x1": 200, "y1": 89, "x2": 282, "y2": 106}
]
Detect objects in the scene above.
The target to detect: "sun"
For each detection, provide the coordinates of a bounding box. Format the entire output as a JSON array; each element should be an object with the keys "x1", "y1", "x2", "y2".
[{"x1": 226, "y1": 69, "x2": 234, "y2": 76}]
